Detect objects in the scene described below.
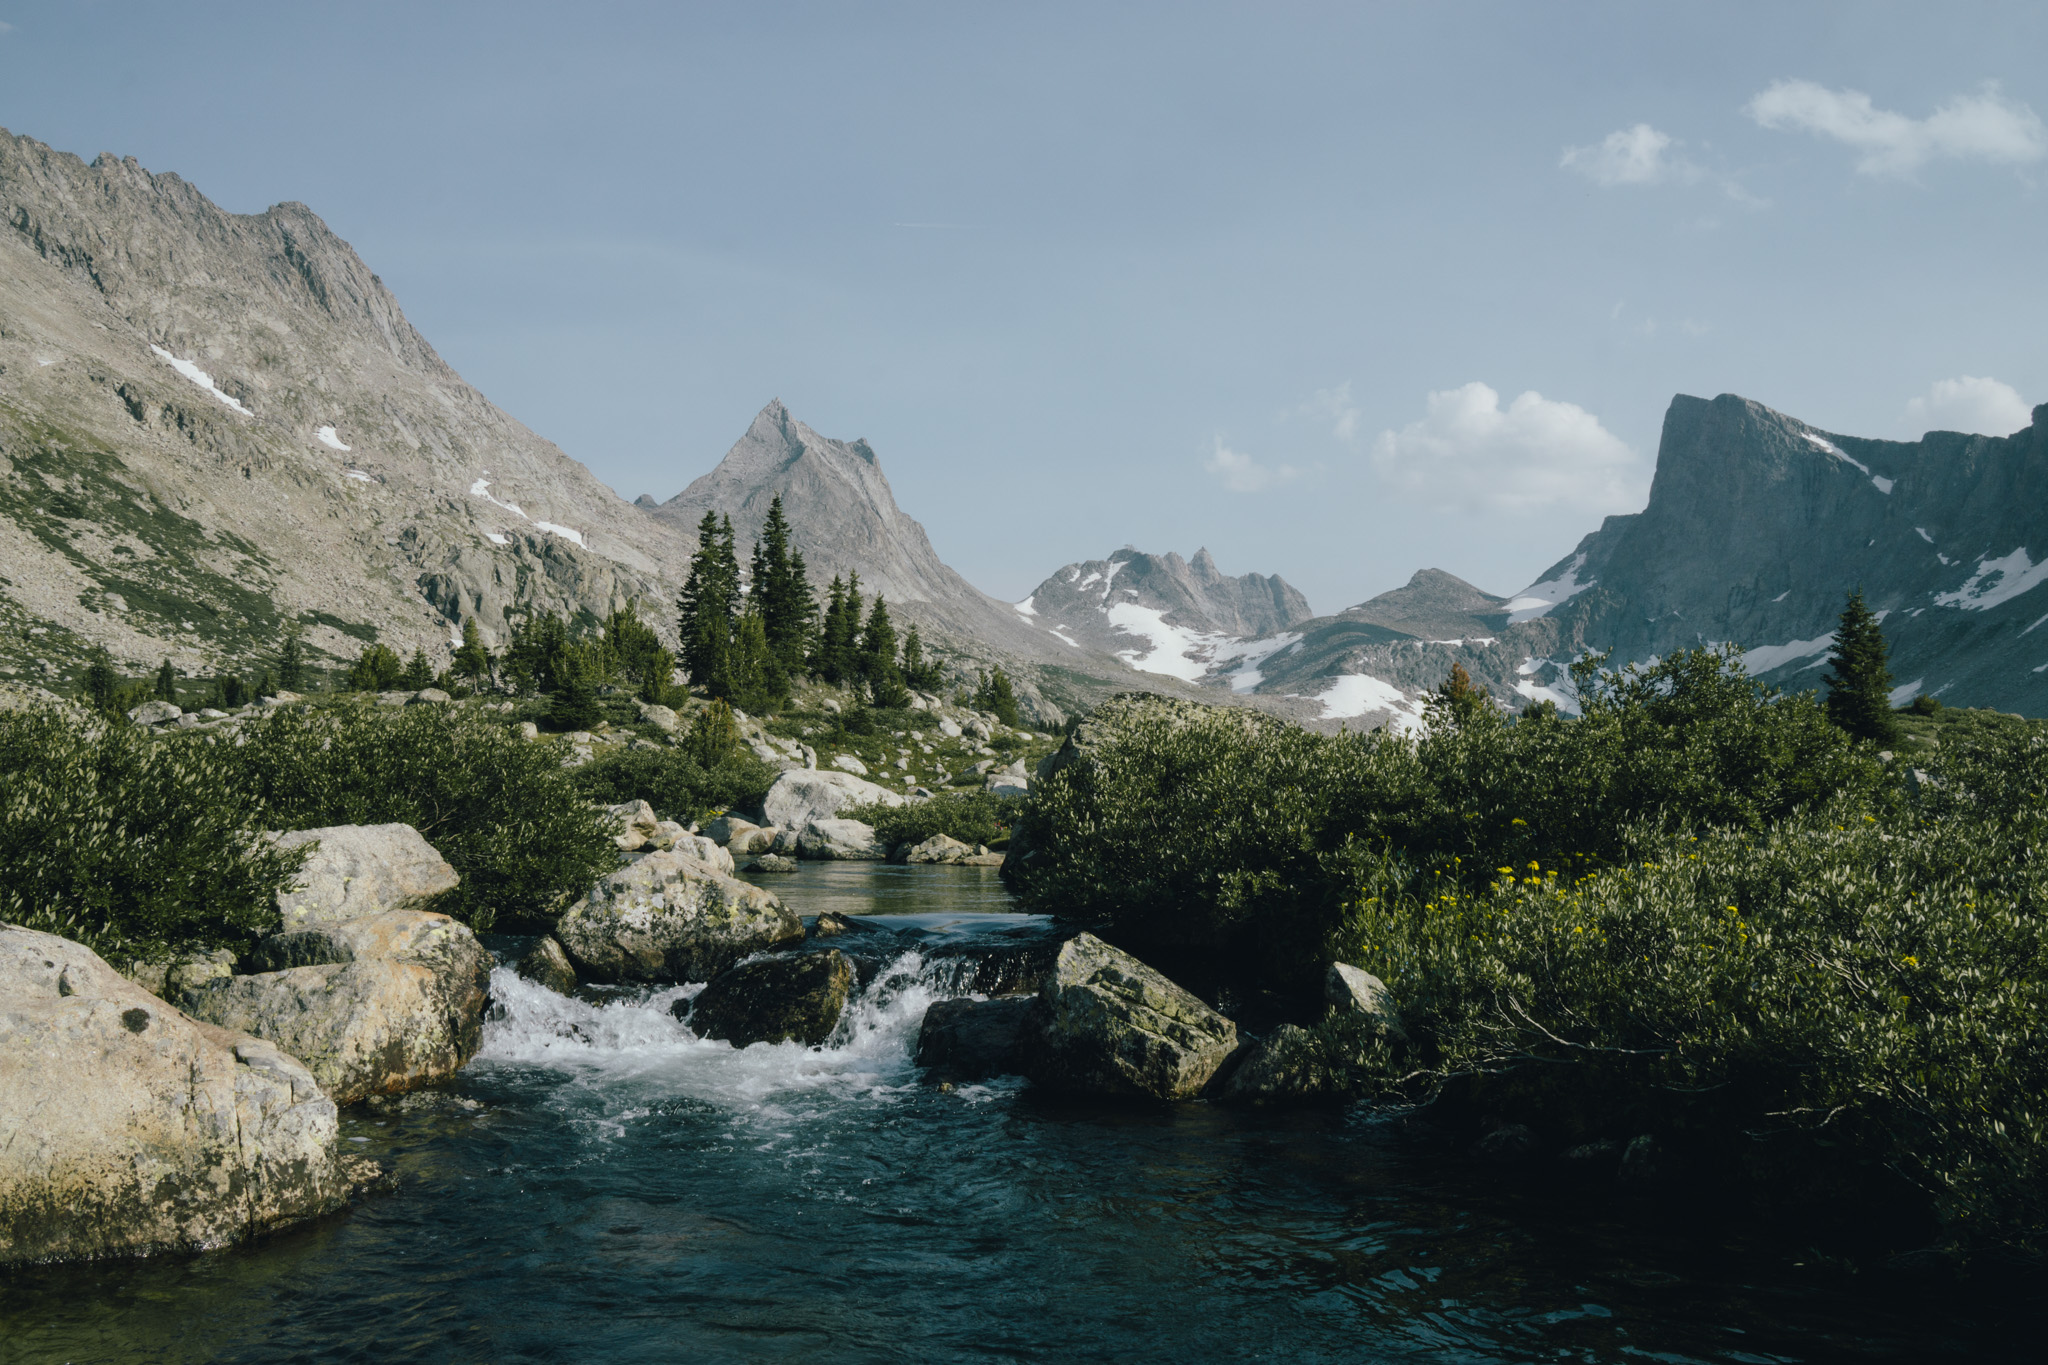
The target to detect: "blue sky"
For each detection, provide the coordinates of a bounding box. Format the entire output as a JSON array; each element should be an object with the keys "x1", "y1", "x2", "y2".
[{"x1": 3, "y1": 2, "x2": 2042, "y2": 613}]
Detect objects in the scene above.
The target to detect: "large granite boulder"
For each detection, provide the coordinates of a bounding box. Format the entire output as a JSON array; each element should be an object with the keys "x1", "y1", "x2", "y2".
[
  {"x1": 916, "y1": 996, "x2": 1034, "y2": 1083},
  {"x1": 682, "y1": 950, "x2": 856, "y2": 1047},
  {"x1": 1, "y1": 926, "x2": 351, "y2": 1266},
  {"x1": 181, "y1": 911, "x2": 491, "y2": 1106},
  {"x1": 516, "y1": 936, "x2": 578, "y2": 996},
  {"x1": 796, "y1": 818, "x2": 888, "y2": 861},
  {"x1": 761, "y1": 769, "x2": 904, "y2": 832},
  {"x1": 900, "y1": 833, "x2": 974, "y2": 864},
  {"x1": 554, "y1": 849, "x2": 802, "y2": 984},
  {"x1": 270, "y1": 823, "x2": 460, "y2": 931},
  {"x1": 1021, "y1": 934, "x2": 1239, "y2": 1100},
  {"x1": 606, "y1": 800, "x2": 662, "y2": 851}
]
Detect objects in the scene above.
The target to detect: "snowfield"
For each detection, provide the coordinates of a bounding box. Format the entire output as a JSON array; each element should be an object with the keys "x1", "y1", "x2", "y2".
[
  {"x1": 1301, "y1": 674, "x2": 1427, "y2": 731},
  {"x1": 315, "y1": 426, "x2": 351, "y2": 451},
  {"x1": 1935, "y1": 548, "x2": 2048, "y2": 612},
  {"x1": 149, "y1": 345, "x2": 252, "y2": 415},
  {"x1": 1506, "y1": 553, "x2": 1591, "y2": 624}
]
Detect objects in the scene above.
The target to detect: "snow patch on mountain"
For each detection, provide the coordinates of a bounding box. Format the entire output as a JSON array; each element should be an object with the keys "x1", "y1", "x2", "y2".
[
  {"x1": 1742, "y1": 633, "x2": 1836, "y2": 674},
  {"x1": 1935, "y1": 548, "x2": 2048, "y2": 611},
  {"x1": 1802, "y1": 432, "x2": 1891, "y2": 494},
  {"x1": 1506, "y1": 554, "x2": 1591, "y2": 624},
  {"x1": 1105, "y1": 602, "x2": 1224, "y2": 682},
  {"x1": 315, "y1": 426, "x2": 351, "y2": 451},
  {"x1": 149, "y1": 345, "x2": 251, "y2": 416},
  {"x1": 1014, "y1": 596, "x2": 1037, "y2": 617},
  {"x1": 1303, "y1": 674, "x2": 1426, "y2": 730}
]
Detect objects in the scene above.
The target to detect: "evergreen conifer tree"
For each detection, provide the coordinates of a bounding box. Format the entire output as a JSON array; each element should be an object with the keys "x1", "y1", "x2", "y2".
[
  {"x1": 82, "y1": 648, "x2": 119, "y2": 715},
  {"x1": 346, "y1": 643, "x2": 403, "y2": 692},
  {"x1": 452, "y1": 617, "x2": 491, "y2": 685},
  {"x1": 677, "y1": 512, "x2": 741, "y2": 684},
  {"x1": 153, "y1": 658, "x2": 177, "y2": 703},
  {"x1": 858, "y1": 596, "x2": 909, "y2": 706},
  {"x1": 749, "y1": 497, "x2": 815, "y2": 673},
  {"x1": 811, "y1": 575, "x2": 847, "y2": 682},
  {"x1": 275, "y1": 627, "x2": 306, "y2": 693},
  {"x1": 1823, "y1": 588, "x2": 1900, "y2": 745},
  {"x1": 900, "y1": 624, "x2": 943, "y2": 692},
  {"x1": 973, "y1": 665, "x2": 1020, "y2": 727},
  {"x1": 1429, "y1": 661, "x2": 1491, "y2": 729},
  {"x1": 717, "y1": 610, "x2": 788, "y2": 713},
  {"x1": 401, "y1": 647, "x2": 434, "y2": 691}
]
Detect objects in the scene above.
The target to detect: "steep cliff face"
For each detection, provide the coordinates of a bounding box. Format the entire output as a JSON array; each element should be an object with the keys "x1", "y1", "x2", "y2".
[
  {"x1": 0, "y1": 128, "x2": 691, "y2": 684},
  {"x1": 1249, "y1": 393, "x2": 2048, "y2": 729},
  {"x1": 1518, "y1": 393, "x2": 2048, "y2": 713}
]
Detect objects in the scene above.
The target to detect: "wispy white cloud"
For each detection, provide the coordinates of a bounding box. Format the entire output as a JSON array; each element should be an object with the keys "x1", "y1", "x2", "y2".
[
  {"x1": 1370, "y1": 382, "x2": 1644, "y2": 514},
  {"x1": 1746, "y1": 79, "x2": 2047, "y2": 177},
  {"x1": 0, "y1": 21, "x2": 14, "y2": 35},
  {"x1": 1905, "y1": 376, "x2": 2033, "y2": 436},
  {"x1": 1205, "y1": 437, "x2": 1298, "y2": 493},
  {"x1": 1561, "y1": 123, "x2": 1689, "y2": 186},
  {"x1": 1295, "y1": 382, "x2": 1361, "y2": 441}
]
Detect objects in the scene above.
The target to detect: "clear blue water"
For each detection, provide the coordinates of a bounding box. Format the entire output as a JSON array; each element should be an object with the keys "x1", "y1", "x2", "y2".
[{"x1": 2, "y1": 865, "x2": 2033, "y2": 1362}]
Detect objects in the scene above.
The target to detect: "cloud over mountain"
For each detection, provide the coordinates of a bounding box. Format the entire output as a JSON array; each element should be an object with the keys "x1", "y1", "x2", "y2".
[
  {"x1": 1905, "y1": 376, "x2": 2033, "y2": 437},
  {"x1": 1369, "y1": 382, "x2": 1642, "y2": 514}
]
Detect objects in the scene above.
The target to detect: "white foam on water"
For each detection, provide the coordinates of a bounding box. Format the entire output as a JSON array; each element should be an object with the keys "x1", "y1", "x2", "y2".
[{"x1": 475, "y1": 950, "x2": 978, "y2": 1116}]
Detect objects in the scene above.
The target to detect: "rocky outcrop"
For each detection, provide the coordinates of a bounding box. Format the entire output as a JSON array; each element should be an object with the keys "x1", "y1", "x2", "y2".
[
  {"x1": 796, "y1": 818, "x2": 888, "y2": 861},
  {"x1": 1020, "y1": 934, "x2": 1239, "y2": 1100},
  {"x1": 707, "y1": 814, "x2": 775, "y2": 855},
  {"x1": 1, "y1": 926, "x2": 350, "y2": 1265},
  {"x1": 516, "y1": 936, "x2": 577, "y2": 996},
  {"x1": 271, "y1": 824, "x2": 459, "y2": 930},
  {"x1": 681, "y1": 950, "x2": 856, "y2": 1047},
  {"x1": 181, "y1": 910, "x2": 491, "y2": 1105},
  {"x1": 916, "y1": 996, "x2": 1034, "y2": 1083},
  {"x1": 899, "y1": 833, "x2": 974, "y2": 864},
  {"x1": 761, "y1": 769, "x2": 904, "y2": 831},
  {"x1": 553, "y1": 849, "x2": 802, "y2": 983}
]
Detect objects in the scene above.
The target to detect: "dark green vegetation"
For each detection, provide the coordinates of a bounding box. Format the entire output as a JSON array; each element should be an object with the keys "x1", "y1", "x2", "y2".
[
  {"x1": 1015, "y1": 650, "x2": 2048, "y2": 1259},
  {"x1": 843, "y1": 790, "x2": 1023, "y2": 850},
  {"x1": 1824, "y1": 588, "x2": 1901, "y2": 747},
  {"x1": 0, "y1": 706, "x2": 310, "y2": 961},
  {"x1": 569, "y1": 707, "x2": 779, "y2": 829},
  {"x1": 0, "y1": 698, "x2": 619, "y2": 953}
]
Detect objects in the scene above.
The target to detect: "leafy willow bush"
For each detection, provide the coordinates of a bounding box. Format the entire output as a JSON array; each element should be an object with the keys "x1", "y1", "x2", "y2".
[
  {"x1": 844, "y1": 790, "x2": 1023, "y2": 849},
  {"x1": 237, "y1": 703, "x2": 616, "y2": 933},
  {"x1": 0, "y1": 706, "x2": 307, "y2": 961},
  {"x1": 567, "y1": 743, "x2": 778, "y2": 829}
]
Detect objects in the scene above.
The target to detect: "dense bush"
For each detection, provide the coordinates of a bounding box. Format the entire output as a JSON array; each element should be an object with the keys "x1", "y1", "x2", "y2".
[
  {"x1": 844, "y1": 790, "x2": 1023, "y2": 849},
  {"x1": 0, "y1": 707, "x2": 307, "y2": 961},
  {"x1": 1013, "y1": 649, "x2": 1885, "y2": 986},
  {"x1": 238, "y1": 703, "x2": 616, "y2": 933},
  {"x1": 568, "y1": 744, "x2": 778, "y2": 829}
]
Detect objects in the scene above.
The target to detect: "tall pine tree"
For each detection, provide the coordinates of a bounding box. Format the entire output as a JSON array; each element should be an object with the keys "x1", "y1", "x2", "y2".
[
  {"x1": 1823, "y1": 588, "x2": 1900, "y2": 746},
  {"x1": 677, "y1": 511, "x2": 741, "y2": 684},
  {"x1": 860, "y1": 596, "x2": 909, "y2": 707},
  {"x1": 750, "y1": 496, "x2": 814, "y2": 673},
  {"x1": 153, "y1": 658, "x2": 178, "y2": 703}
]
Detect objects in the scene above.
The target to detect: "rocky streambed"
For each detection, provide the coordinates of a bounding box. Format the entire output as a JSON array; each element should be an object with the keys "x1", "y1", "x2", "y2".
[{"x1": 2, "y1": 859, "x2": 2029, "y2": 1359}]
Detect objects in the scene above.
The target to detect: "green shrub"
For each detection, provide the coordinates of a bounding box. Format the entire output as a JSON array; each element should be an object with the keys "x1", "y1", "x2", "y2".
[
  {"x1": 844, "y1": 790, "x2": 1023, "y2": 849},
  {"x1": 0, "y1": 707, "x2": 307, "y2": 961},
  {"x1": 237, "y1": 703, "x2": 616, "y2": 932},
  {"x1": 569, "y1": 744, "x2": 778, "y2": 829}
]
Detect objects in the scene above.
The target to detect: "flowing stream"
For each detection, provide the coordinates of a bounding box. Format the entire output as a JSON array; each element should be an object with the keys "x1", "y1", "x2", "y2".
[{"x1": 3, "y1": 864, "x2": 2030, "y2": 1362}]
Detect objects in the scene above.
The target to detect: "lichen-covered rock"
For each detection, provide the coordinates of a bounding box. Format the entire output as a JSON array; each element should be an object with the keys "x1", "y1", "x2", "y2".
[
  {"x1": 746, "y1": 854, "x2": 800, "y2": 874},
  {"x1": 240, "y1": 932, "x2": 354, "y2": 974},
  {"x1": 1326, "y1": 963, "x2": 1406, "y2": 1042},
  {"x1": 181, "y1": 911, "x2": 491, "y2": 1105},
  {"x1": 681, "y1": 949, "x2": 855, "y2": 1047},
  {"x1": 607, "y1": 799, "x2": 662, "y2": 851},
  {"x1": 516, "y1": 936, "x2": 578, "y2": 996},
  {"x1": 797, "y1": 818, "x2": 887, "y2": 861},
  {"x1": 127, "y1": 699, "x2": 181, "y2": 726},
  {"x1": 916, "y1": 996, "x2": 1034, "y2": 1083},
  {"x1": 1, "y1": 926, "x2": 350, "y2": 1266},
  {"x1": 1021, "y1": 934, "x2": 1238, "y2": 1100},
  {"x1": 270, "y1": 823, "x2": 460, "y2": 930},
  {"x1": 1217, "y1": 1025, "x2": 1327, "y2": 1107},
  {"x1": 554, "y1": 849, "x2": 802, "y2": 984},
  {"x1": 900, "y1": 833, "x2": 975, "y2": 865},
  {"x1": 761, "y1": 769, "x2": 903, "y2": 832}
]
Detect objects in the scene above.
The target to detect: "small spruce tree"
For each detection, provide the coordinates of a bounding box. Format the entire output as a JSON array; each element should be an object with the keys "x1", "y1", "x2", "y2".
[
  {"x1": 1823, "y1": 588, "x2": 1900, "y2": 746},
  {"x1": 452, "y1": 617, "x2": 492, "y2": 685},
  {"x1": 153, "y1": 658, "x2": 178, "y2": 704},
  {"x1": 275, "y1": 627, "x2": 306, "y2": 692},
  {"x1": 1428, "y1": 661, "x2": 1491, "y2": 729},
  {"x1": 900, "y1": 623, "x2": 943, "y2": 692},
  {"x1": 82, "y1": 648, "x2": 119, "y2": 715},
  {"x1": 400, "y1": 647, "x2": 435, "y2": 691},
  {"x1": 346, "y1": 643, "x2": 403, "y2": 692},
  {"x1": 973, "y1": 666, "x2": 1020, "y2": 727},
  {"x1": 685, "y1": 699, "x2": 741, "y2": 768}
]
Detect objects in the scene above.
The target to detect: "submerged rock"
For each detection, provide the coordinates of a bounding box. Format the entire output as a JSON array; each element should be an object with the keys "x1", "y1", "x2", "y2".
[
  {"x1": 916, "y1": 996, "x2": 1034, "y2": 1083},
  {"x1": 682, "y1": 949, "x2": 856, "y2": 1047},
  {"x1": 516, "y1": 936, "x2": 578, "y2": 996},
  {"x1": 1021, "y1": 934, "x2": 1239, "y2": 1100},
  {"x1": 270, "y1": 823, "x2": 460, "y2": 930},
  {"x1": 554, "y1": 849, "x2": 802, "y2": 983},
  {"x1": 746, "y1": 854, "x2": 800, "y2": 874},
  {"x1": 182, "y1": 910, "x2": 491, "y2": 1105},
  {"x1": 1, "y1": 926, "x2": 351, "y2": 1266}
]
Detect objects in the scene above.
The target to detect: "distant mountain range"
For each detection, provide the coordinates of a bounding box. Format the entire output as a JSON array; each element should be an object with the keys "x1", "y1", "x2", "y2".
[{"x1": 2, "y1": 127, "x2": 2040, "y2": 720}]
